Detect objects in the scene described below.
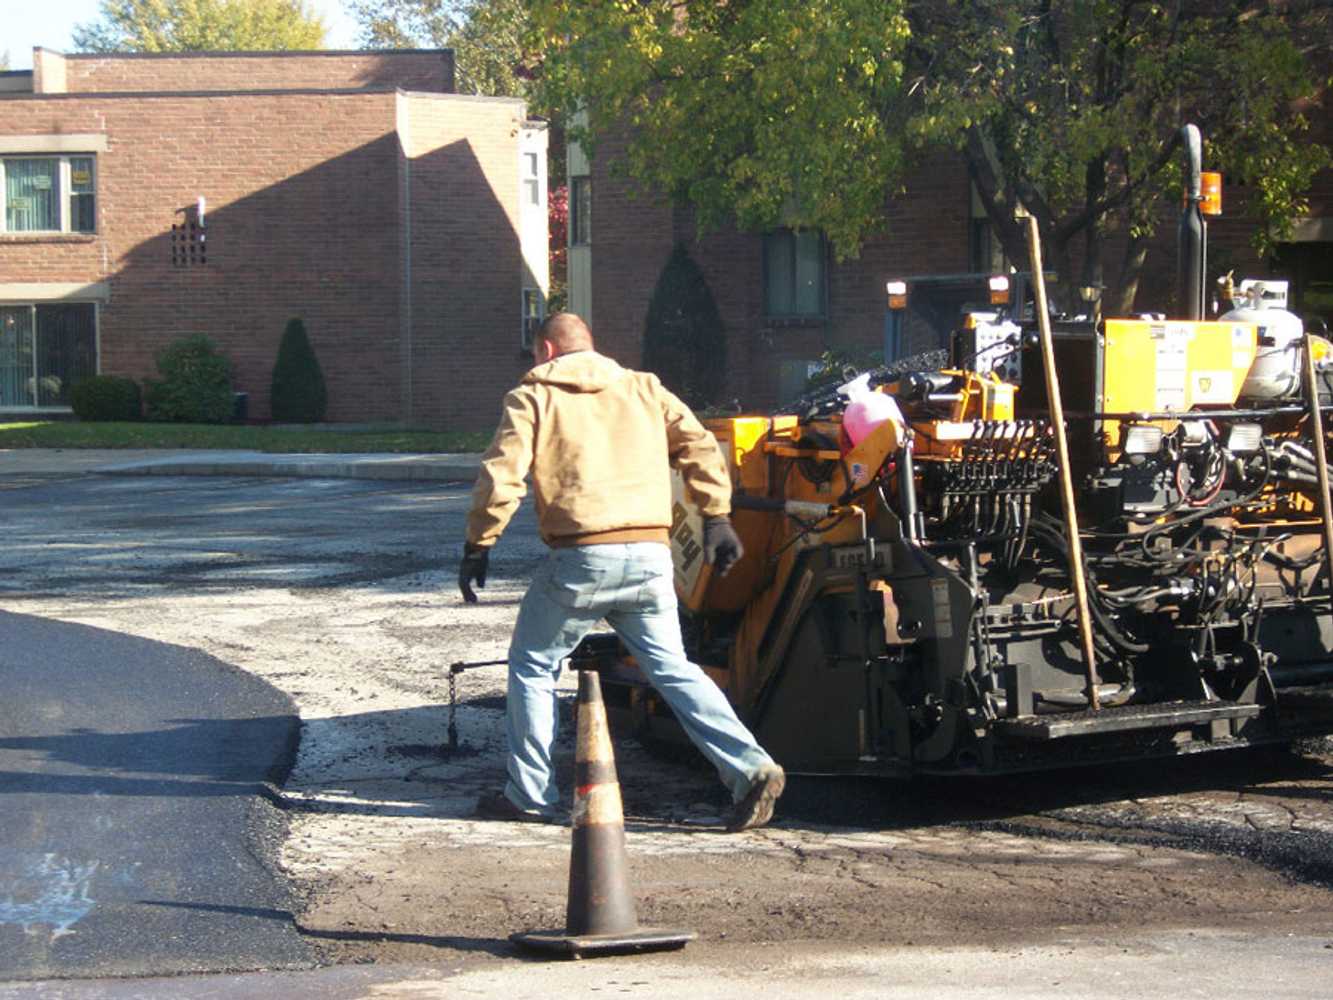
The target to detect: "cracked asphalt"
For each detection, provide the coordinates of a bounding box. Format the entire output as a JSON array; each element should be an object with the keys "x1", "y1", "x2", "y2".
[{"x1": 3, "y1": 465, "x2": 1333, "y2": 983}]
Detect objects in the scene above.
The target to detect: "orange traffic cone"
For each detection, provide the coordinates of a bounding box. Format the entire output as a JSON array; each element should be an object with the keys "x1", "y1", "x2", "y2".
[{"x1": 511, "y1": 669, "x2": 696, "y2": 958}]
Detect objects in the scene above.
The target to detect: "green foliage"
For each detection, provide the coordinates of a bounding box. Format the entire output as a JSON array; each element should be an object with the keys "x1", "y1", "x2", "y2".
[
  {"x1": 73, "y1": 0, "x2": 326, "y2": 52},
  {"x1": 70, "y1": 375, "x2": 142, "y2": 422},
  {"x1": 270, "y1": 317, "x2": 328, "y2": 423},
  {"x1": 529, "y1": 0, "x2": 911, "y2": 257},
  {"x1": 527, "y1": 0, "x2": 1329, "y2": 309},
  {"x1": 144, "y1": 334, "x2": 235, "y2": 424},
  {"x1": 348, "y1": 0, "x2": 531, "y2": 98},
  {"x1": 642, "y1": 243, "x2": 727, "y2": 409}
]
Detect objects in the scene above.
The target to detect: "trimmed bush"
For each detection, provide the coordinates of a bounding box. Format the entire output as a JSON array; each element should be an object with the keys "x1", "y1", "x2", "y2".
[
  {"x1": 70, "y1": 375, "x2": 142, "y2": 422},
  {"x1": 642, "y1": 242, "x2": 727, "y2": 410},
  {"x1": 269, "y1": 317, "x2": 327, "y2": 423},
  {"x1": 143, "y1": 334, "x2": 234, "y2": 424}
]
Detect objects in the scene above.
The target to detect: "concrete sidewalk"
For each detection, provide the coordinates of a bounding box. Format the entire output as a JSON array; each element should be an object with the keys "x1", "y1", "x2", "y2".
[{"x1": 0, "y1": 448, "x2": 482, "y2": 482}]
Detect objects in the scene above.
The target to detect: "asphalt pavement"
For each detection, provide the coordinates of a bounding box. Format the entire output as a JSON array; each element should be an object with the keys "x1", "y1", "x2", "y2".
[
  {"x1": 0, "y1": 448, "x2": 482, "y2": 983},
  {"x1": 4, "y1": 449, "x2": 1333, "y2": 998},
  {"x1": 0, "y1": 609, "x2": 309, "y2": 980}
]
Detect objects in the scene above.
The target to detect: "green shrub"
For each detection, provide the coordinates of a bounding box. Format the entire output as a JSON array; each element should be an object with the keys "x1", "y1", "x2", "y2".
[
  {"x1": 642, "y1": 242, "x2": 727, "y2": 409},
  {"x1": 269, "y1": 317, "x2": 327, "y2": 423},
  {"x1": 143, "y1": 334, "x2": 234, "y2": 424},
  {"x1": 70, "y1": 375, "x2": 142, "y2": 422}
]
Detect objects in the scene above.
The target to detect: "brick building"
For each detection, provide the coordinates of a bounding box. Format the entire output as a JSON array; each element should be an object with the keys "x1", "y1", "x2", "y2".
[
  {"x1": 0, "y1": 48, "x2": 548, "y2": 428},
  {"x1": 569, "y1": 113, "x2": 1331, "y2": 411}
]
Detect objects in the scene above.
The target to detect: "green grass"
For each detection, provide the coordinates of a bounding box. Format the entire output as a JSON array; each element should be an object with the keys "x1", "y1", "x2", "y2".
[{"x1": 0, "y1": 421, "x2": 491, "y2": 453}]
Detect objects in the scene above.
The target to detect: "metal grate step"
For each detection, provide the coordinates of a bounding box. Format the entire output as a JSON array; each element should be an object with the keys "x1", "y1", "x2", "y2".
[{"x1": 994, "y1": 699, "x2": 1261, "y2": 741}]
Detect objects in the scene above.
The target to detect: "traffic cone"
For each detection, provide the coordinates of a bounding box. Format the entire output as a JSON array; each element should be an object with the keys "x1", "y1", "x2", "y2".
[{"x1": 511, "y1": 668, "x2": 697, "y2": 959}]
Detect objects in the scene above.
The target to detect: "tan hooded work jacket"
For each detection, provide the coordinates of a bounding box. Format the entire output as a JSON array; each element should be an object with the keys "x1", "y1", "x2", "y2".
[{"x1": 465, "y1": 351, "x2": 731, "y2": 549}]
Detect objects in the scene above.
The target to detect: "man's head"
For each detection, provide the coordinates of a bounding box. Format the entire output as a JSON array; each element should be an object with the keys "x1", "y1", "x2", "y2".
[{"x1": 535, "y1": 313, "x2": 594, "y2": 364}]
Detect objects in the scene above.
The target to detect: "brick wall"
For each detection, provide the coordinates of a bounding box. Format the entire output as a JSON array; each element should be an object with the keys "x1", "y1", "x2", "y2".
[
  {"x1": 400, "y1": 93, "x2": 532, "y2": 430},
  {"x1": 1, "y1": 90, "x2": 405, "y2": 422},
  {"x1": 55, "y1": 50, "x2": 454, "y2": 95},
  {"x1": 585, "y1": 131, "x2": 675, "y2": 368},
  {"x1": 589, "y1": 147, "x2": 972, "y2": 410}
]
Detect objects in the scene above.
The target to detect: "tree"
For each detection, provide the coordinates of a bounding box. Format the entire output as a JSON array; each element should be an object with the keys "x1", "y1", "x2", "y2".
[
  {"x1": 143, "y1": 334, "x2": 235, "y2": 424},
  {"x1": 347, "y1": 0, "x2": 529, "y2": 97},
  {"x1": 548, "y1": 183, "x2": 568, "y2": 311},
  {"x1": 270, "y1": 317, "x2": 328, "y2": 423},
  {"x1": 526, "y1": 1, "x2": 1330, "y2": 313},
  {"x1": 74, "y1": 0, "x2": 326, "y2": 53},
  {"x1": 642, "y1": 243, "x2": 727, "y2": 410}
]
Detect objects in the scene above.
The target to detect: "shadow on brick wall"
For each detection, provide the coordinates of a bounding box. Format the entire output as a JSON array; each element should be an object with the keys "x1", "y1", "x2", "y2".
[{"x1": 103, "y1": 131, "x2": 527, "y2": 431}]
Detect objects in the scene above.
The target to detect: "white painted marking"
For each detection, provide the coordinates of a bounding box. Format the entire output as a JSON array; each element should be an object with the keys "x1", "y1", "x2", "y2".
[{"x1": 0, "y1": 852, "x2": 99, "y2": 939}]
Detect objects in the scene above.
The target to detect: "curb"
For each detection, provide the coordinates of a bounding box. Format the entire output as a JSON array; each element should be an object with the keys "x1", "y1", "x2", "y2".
[{"x1": 104, "y1": 460, "x2": 480, "y2": 482}]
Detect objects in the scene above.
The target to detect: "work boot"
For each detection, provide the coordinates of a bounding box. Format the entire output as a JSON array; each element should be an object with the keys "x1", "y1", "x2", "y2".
[
  {"x1": 726, "y1": 764, "x2": 786, "y2": 832},
  {"x1": 474, "y1": 790, "x2": 558, "y2": 824}
]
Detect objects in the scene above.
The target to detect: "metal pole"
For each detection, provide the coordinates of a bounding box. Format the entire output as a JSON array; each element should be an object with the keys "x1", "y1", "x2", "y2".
[
  {"x1": 1021, "y1": 209, "x2": 1102, "y2": 710},
  {"x1": 1301, "y1": 334, "x2": 1333, "y2": 606}
]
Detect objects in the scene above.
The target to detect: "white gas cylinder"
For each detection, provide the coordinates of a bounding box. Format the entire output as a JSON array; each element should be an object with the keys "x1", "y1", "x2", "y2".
[{"x1": 1224, "y1": 281, "x2": 1305, "y2": 400}]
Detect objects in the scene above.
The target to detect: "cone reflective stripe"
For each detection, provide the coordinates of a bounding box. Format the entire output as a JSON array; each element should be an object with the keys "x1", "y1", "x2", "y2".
[{"x1": 511, "y1": 669, "x2": 696, "y2": 959}]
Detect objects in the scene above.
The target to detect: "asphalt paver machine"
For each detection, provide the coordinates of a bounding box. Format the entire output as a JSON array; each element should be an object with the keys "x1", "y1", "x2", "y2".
[{"x1": 577, "y1": 128, "x2": 1333, "y2": 776}]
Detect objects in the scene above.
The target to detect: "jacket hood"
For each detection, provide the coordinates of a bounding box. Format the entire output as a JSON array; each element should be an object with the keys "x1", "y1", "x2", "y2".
[{"x1": 522, "y1": 350, "x2": 628, "y2": 393}]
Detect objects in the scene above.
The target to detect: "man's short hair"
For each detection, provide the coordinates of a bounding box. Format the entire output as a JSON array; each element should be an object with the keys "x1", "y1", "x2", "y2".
[{"x1": 539, "y1": 313, "x2": 594, "y2": 354}]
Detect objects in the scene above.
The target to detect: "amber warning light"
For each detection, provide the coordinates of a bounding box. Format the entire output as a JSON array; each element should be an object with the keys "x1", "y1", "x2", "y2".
[{"x1": 1200, "y1": 172, "x2": 1222, "y2": 216}]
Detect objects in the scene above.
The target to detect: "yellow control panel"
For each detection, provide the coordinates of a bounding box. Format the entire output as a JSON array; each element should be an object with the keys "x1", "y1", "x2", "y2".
[{"x1": 1101, "y1": 318, "x2": 1258, "y2": 446}]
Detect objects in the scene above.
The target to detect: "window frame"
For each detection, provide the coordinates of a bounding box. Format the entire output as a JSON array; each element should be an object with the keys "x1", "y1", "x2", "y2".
[
  {"x1": 0, "y1": 154, "x2": 97, "y2": 235},
  {"x1": 762, "y1": 228, "x2": 827, "y2": 321}
]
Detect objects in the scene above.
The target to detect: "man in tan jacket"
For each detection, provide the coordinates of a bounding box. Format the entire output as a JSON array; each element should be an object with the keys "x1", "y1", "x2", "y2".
[{"x1": 460, "y1": 313, "x2": 784, "y2": 831}]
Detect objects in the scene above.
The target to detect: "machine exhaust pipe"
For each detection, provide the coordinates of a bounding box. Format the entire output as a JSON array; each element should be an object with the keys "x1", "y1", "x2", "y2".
[{"x1": 1178, "y1": 124, "x2": 1206, "y2": 320}]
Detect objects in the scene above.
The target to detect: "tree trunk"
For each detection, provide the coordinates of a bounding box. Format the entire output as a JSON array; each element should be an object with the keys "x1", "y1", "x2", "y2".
[
  {"x1": 963, "y1": 126, "x2": 1030, "y2": 268},
  {"x1": 1078, "y1": 157, "x2": 1106, "y2": 320},
  {"x1": 1109, "y1": 234, "x2": 1148, "y2": 318}
]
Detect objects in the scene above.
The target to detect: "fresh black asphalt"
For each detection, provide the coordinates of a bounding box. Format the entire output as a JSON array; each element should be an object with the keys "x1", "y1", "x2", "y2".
[{"x1": 0, "y1": 610, "x2": 311, "y2": 980}]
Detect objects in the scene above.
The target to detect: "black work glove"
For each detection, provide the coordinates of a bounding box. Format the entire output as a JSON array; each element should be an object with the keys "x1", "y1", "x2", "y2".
[
  {"x1": 702, "y1": 516, "x2": 744, "y2": 577},
  {"x1": 459, "y1": 543, "x2": 489, "y2": 603}
]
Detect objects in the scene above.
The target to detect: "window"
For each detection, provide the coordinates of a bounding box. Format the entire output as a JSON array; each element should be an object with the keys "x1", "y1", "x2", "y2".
[
  {"x1": 1, "y1": 155, "x2": 96, "y2": 234},
  {"x1": 763, "y1": 229, "x2": 825, "y2": 319},
  {"x1": 570, "y1": 175, "x2": 591, "y2": 246},
  {"x1": 968, "y1": 179, "x2": 1005, "y2": 274},
  {"x1": 523, "y1": 152, "x2": 541, "y2": 207},
  {"x1": 521, "y1": 288, "x2": 545, "y2": 352},
  {"x1": 0, "y1": 303, "x2": 97, "y2": 408},
  {"x1": 1274, "y1": 242, "x2": 1333, "y2": 333}
]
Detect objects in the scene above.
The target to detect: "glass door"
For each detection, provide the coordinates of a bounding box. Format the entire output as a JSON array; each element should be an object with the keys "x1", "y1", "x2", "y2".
[
  {"x1": 36, "y1": 304, "x2": 96, "y2": 406},
  {"x1": 0, "y1": 306, "x2": 36, "y2": 407}
]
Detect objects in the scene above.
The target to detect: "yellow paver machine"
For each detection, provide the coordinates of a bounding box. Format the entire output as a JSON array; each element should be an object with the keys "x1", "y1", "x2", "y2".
[{"x1": 576, "y1": 128, "x2": 1333, "y2": 775}]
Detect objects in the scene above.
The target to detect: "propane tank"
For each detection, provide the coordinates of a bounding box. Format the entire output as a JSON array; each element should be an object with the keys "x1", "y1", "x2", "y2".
[{"x1": 1225, "y1": 280, "x2": 1305, "y2": 400}]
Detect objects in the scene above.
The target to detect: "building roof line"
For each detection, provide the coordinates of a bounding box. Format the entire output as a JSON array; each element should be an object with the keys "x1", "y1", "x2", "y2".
[
  {"x1": 398, "y1": 89, "x2": 525, "y2": 106},
  {"x1": 36, "y1": 47, "x2": 453, "y2": 60},
  {"x1": 0, "y1": 86, "x2": 408, "y2": 102}
]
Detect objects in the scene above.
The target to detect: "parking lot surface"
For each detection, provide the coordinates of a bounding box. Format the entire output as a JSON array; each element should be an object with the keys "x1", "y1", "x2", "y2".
[{"x1": 2, "y1": 464, "x2": 1332, "y2": 989}]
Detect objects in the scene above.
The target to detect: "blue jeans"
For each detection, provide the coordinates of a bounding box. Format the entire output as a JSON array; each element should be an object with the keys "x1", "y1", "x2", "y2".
[{"x1": 504, "y1": 542, "x2": 775, "y2": 815}]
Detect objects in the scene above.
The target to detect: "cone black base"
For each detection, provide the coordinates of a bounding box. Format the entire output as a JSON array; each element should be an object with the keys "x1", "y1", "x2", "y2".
[{"x1": 511, "y1": 926, "x2": 697, "y2": 959}]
